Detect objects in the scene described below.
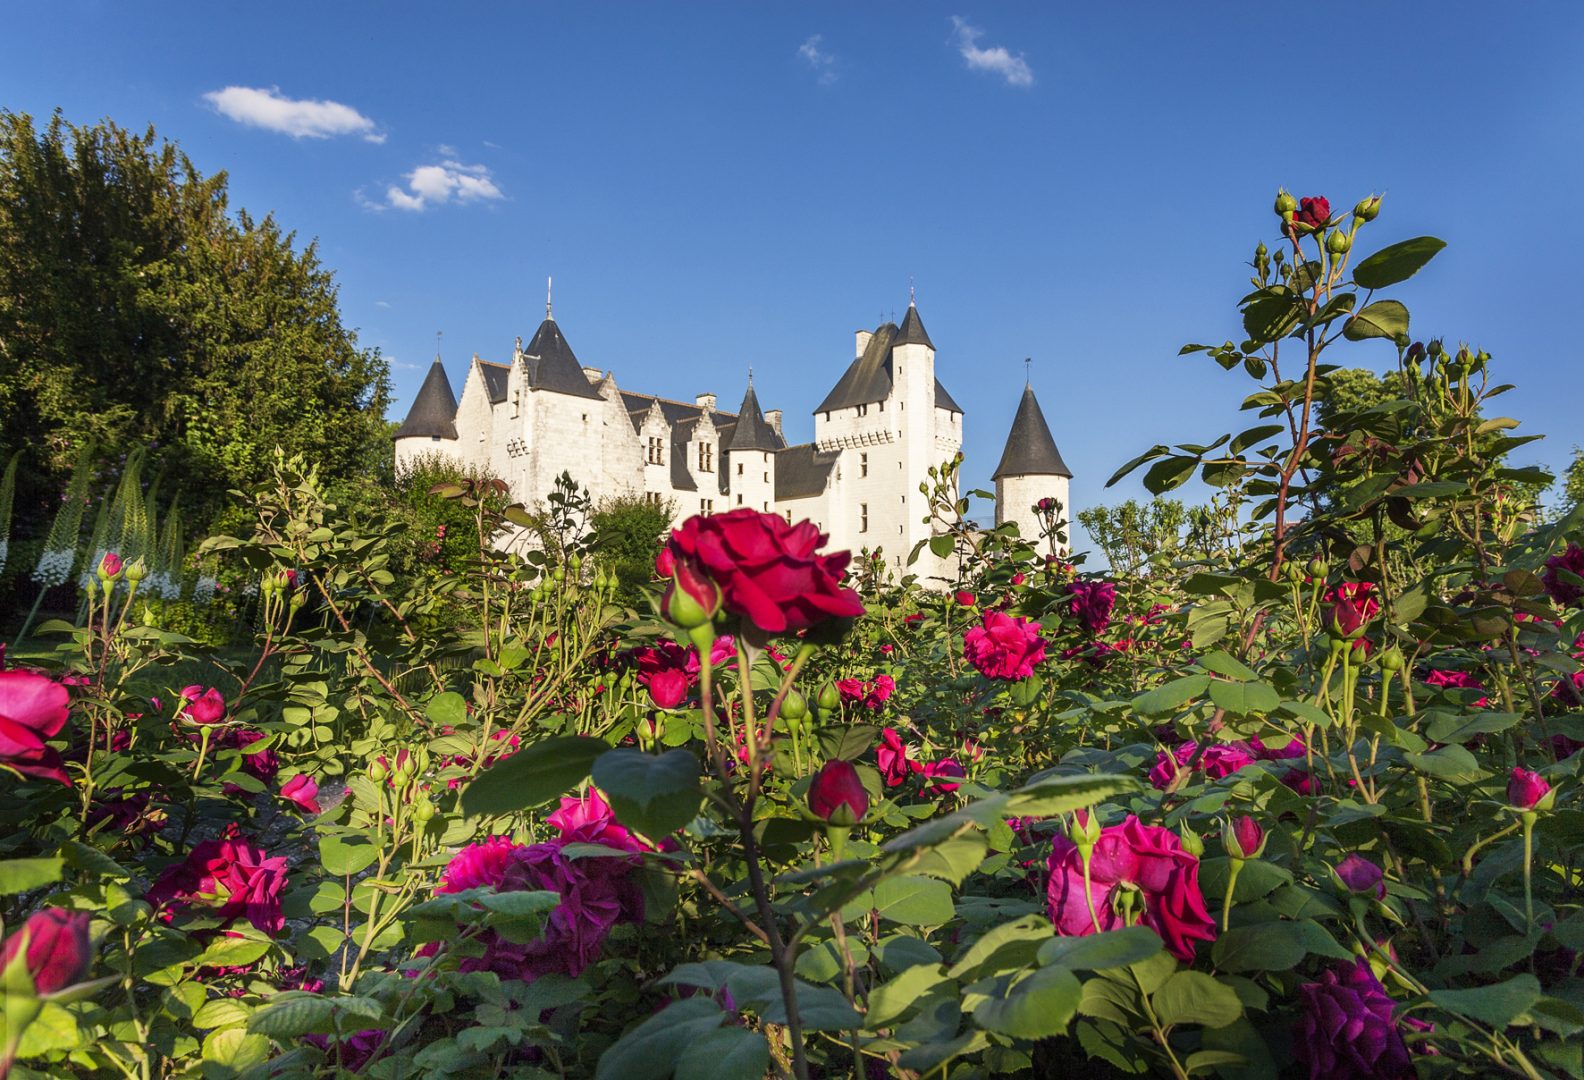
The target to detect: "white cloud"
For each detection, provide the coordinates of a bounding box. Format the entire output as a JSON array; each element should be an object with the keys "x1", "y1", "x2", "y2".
[
  {"x1": 949, "y1": 17, "x2": 1034, "y2": 88},
  {"x1": 798, "y1": 35, "x2": 838, "y2": 85},
  {"x1": 374, "y1": 300, "x2": 391, "y2": 308},
  {"x1": 381, "y1": 159, "x2": 504, "y2": 212},
  {"x1": 203, "y1": 86, "x2": 385, "y2": 141}
]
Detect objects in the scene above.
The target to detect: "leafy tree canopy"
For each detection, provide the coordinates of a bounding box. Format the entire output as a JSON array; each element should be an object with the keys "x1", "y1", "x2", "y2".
[{"x1": 0, "y1": 110, "x2": 391, "y2": 540}]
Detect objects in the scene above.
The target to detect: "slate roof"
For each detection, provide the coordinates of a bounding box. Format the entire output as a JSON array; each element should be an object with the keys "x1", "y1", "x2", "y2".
[
  {"x1": 521, "y1": 318, "x2": 604, "y2": 401},
  {"x1": 816, "y1": 322, "x2": 897, "y2": 413},
  {"x1": 724, "y1": 382, "x2": 780, "y2": 452},
  {"x1": 620, "y1": 392, "x2": 736, "y2": 434},
  {"x1": 775, "y1": 443, "x2": 842, "y2": 501},
  {"x1": 395, "y1": 357, "x2": 459, "y2": 440},
  {"x1": 478, "y1": 361, "x2": 509, "y2": 404},
  {"x1": 992, "y1": 385, "x2": 1072, "y2": 480},
  {"x1": 934, "y1": 378, "x2": 963, "y2": 414},
  {"x1": 895, "y1": 302, "x2": 935, "y2": 350}
]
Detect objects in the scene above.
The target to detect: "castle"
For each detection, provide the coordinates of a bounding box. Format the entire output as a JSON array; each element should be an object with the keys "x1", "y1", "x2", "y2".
[{"x1": 393, "y1": 292, "x2": 1072, "y2": 582}]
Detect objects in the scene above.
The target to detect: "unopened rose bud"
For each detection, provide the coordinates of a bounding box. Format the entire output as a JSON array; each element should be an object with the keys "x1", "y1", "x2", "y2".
[
  {"x1": 807, "y1": 760, "x2": 868, "y2": 826},
  {"x1": 1507, "y1": 767, "x2": 1554, "y2": 812},
  {"x1": 1354, "y1": 194, "x2": 1382, "y2": 222},
  {"x1": 124, "y1": 559, "x2": 146, "y2": 585},
  {"x1": 1223, "y1": 815, "x2": 1267, "y2": 860},
  {"x1": 0, "y1": 909, "x2": 93, "y2": 995},
  {"x1": 781, "y1": 689, "x2": 807, "y2": 721},
  {"x1": 368, "y1": 761, "x2": 389, "y2": 782},
  {"x1": 1275, "y1": 189, "x2": 1297, "y2": 216},
  {"x1": 1306, "y1": 557, "x2": 1327, "y2": 579},
  {"x1": 1378, "y1": 647, "x2": 1404, "y2": 673},
  {"x1": 1326, "y1": 230, "x2": 1352, "y2": 255},
  {"x1": 1333, "y1": 853, "x2": 1386, "y2": 899},
  {"x1": 413, "y1": 799, "x2": 436, "y2": 822},
  {"x1": 816, "y1": 682, "x2": 840, "y2": 711},
  {"x1": 662, "y1": 560, "x2": 721, "y2": 630},
  {"x1": 1067, "y1": 808, "x2": 1101, "y2": 850},
  {"x1": 1178, "y1": 823, "x2": 1205, "y2": 858},
  {"x1": 98, "y1": 552, "x2": 123, "y2": 581}
]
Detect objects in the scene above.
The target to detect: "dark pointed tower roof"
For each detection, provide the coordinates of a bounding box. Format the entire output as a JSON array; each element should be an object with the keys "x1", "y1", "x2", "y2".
[
  {"x1": 520, "y1": 315, "x2": 603, "y2": 401},
  {"x1": 993, "y1": 385, "x2": 1072, "y2": 480},
  {"x1": 894, "y1": 301, "x2": 935, "y2": 350},
  {"x1": 724, "y1": 378, "x2": 780, "y2": 452},
  {"x1": 815, "y1": 322, "x2": 897, "y2": 413},
  {"x1": 395, "y1": 356, "x2": 459, "y2": 439}
]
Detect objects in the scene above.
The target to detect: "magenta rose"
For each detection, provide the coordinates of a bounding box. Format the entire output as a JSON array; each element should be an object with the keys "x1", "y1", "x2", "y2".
[
  {"x1": 876, "y1": 728, "x2": 912, "y2": 788},
  {"x1": 962, "y1": 610, "x2": 1047, "y2": 681},
  {"x1": 177, "y1": 685, "x2": 227, "y2": 726},
  {"x1": 920, "y1": 757, "x2": 966, "y2": 795},
  {"x1": 1225, "y1": 815, "x2": 1266, "y2": 860},
  {"x1": 1066, "y1": 580, "x2": 1116, "y2": 634},
  {"x1": 98, "y1": 552, "x2": 123, "y2": 579},
  {"x1": 436, "y1": 835, "x2": 523, "y2": 894},
  {"x1": 630, "y1": 642, "x2": 699, "y2": 710},
  {"x1": 280, "y1": 774, "x2": 321, "y2": 814},
  {"x1": 1148, "y1": 741, "x2": 1257, "y2": 790},
  {"x1": 807, "y1": 759, "x2": 868, "y2": 824},
  {"x1": 1294, "y1": 959, "x2": 1417, "y2": 1079},
  {"x1": 1334, "y1": 854, "x2": 1386, "y2": 899},
  {"x1": 1323, "y1": 582, "x2": 1379, "y2": 639},
  {"x1": 1423, "y1": 669, "x2": 1489, "y2": 707},
  {"x1": 0, "y1": 908, "x2": 93, "y2": 994},
  {"x1": 865, "y1": 674, "x2": 895, "y2": 709},
  {"x1": 1046, "y1": 815, "x2": 1216, "y2": 962},
  {"x1": 547, "y1": 789, "x2": 644, "y2": 851},
  {"x1": 1543, "y1": 543, "x2": 1584, "y2": 607},
  {"x1": 1507, "y1": 767, "x2": 1552, "y2": 811},
  {"x1": 835, "y1": 677, "x2": 865, "y2": 704},
  {"x1": 0, "y1": 670, "x2": 72, "y2": 786},
  {"x1": 145, "y1": 835, "x2": 288, "y2": 934},
  {"x1": 662, "y1": 509, "x2": 864, "y2": 635}
]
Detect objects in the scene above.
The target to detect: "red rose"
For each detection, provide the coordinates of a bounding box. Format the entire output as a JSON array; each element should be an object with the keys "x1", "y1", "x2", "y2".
[
  {"x1": 145, "y1": 836, "x2": 288, "y2": 934},
  {"x1": 0, "y1": 670, "x2": 72, "y2": 786},
  {"x1": 1507, "y1": 767, "x2": 1552, "y2": 811},
  {"x1": 954, "y1": 590, "x2": 976, "y2": 607},
  {"x1": 962, "y1": 610, "x2": 1047, "y2": 681},
  {"x1": 280, "y1": 774, "x2": 322, "y2": 814},
  {"x1": 98, "y1": 552, "x2": 123, "y2": 579},
  {"x1": 661, "y1": 510, "x2": 864, "y2": 635},
  {"x1": 1323, "y1": 582, "x2": 1379, "y2": 639},
  {"x1": 876, "y1": 728, "x2": 912, "y2": 787},
  {"x1": 807, "y1": 760, "x2": 868, "y2": 824},
  {"x1": 1293, "y1": 195, "x2": 1331, "y2": 231},
  {"x1": 0, "y1": 908, "x2": 92, "y2": 994},
  {"x1": 920, "y1": 757, "x2": 966, "y2": 795}
]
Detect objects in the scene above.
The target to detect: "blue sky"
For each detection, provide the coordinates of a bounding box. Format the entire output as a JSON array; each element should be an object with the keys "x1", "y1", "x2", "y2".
[{"x1": 6, "y1": 2, "x2": 1584, "y2": 541}]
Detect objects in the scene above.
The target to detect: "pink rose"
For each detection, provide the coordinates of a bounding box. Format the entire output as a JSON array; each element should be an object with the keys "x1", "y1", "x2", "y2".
[
  {"x1": 1147, "y1": 741, "x2": 1257, "y2": 790},
  {"x1": 177, "y1": 685, "x2": 227, "y2": 726},
  {"x1": 0, "y1": 670, "x2": 72, "y2": 786},
  {"x1": 98, "y1": 552, "x2": 123, "y2": 579},
  {"x1": 146, "y1": 835, "x2": 288, "y2": 934},
  {"x1": 920, "y1": 757, "x2": 966, "y2": 794},
  {"x1": 0, "y1": 909, "x2": 92, "y2": 993},
  {"x1": 1046, "y1": 815, "x2": 1216, "y2": 961},
  {"x1": 962, "y1": 610, "x2": 1047, "y2": 681},
  {"x1": 1507, "y1": 767, "x2": 1552, "y2": 811},
  {"x1": 280, "y1": 774, "x2": 321, "y2": 814},
  {"x1": 876, "y1": 728, "x2": 912, "y2": 788}
]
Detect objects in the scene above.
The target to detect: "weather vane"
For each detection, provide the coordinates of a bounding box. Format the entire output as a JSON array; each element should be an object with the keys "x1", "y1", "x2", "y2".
[{"x1": 1025, "y1": 357, "x2": 1032, "y2": 385}]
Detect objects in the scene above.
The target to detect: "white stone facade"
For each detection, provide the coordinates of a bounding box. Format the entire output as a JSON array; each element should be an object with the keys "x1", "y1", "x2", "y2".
[{"x1": 393, "y1": 302, "x2": 1072, "y2": 586}]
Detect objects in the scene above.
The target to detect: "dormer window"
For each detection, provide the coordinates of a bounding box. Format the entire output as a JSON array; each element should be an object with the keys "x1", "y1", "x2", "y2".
[
  {"x1": 647, "y1": 437, "x2": 665, "y2": 465},
  {"x1": 699, "y1": 442, "x2": 714, "y2": 472}
]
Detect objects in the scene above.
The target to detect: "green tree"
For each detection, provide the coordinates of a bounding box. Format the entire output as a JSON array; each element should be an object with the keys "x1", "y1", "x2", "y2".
[
  {"x1": 0, "y1": 110, "x2": 390, "y2": 543},
  {"x1": 1077, "y1": 497, "x2": 1187, "y2": 576},
  {"x1": 1562, "y1": 447, "x2": 1584, "y2": 514},
  {"x1": 590, "y1": 493, "x2": 675, "y2": 605}
]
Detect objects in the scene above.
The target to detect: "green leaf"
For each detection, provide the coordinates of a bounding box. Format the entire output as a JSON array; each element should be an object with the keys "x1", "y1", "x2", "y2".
[
  {"x1": 948, "y1": 915, "x2": 1052, "y2": 981},
  {"x1": 1005, "y1": 773, "x2": 1141, "y2": 818},
  {"x1": 595, "y1": 997, "x2": 725, "y2": 1080},
  {"x1": 1241, "y1": 288, "x2": 1302, "y2": 344},
  {"x1": 1106, "y1": 445, "x2": 1170, "y2": 488},
  {"x1": 424, "y1": 691, "x2": 468, "y2": 728},
  {"x1": 1143, "y1": 456, "x2": 1197, "y2": 496},
  {"x1": 461, "y1": 734, "x2": 608, "y2": 817},
  {"x1": 1425, "y1": 711, "x2": 1521, "y2": 744},
  {"x1": 202, "y1": 1028, "x2": 271, "y2": 1070},
  {"x1": 1197, "y1": 651, "x2": 1257, "y2": 682},
  {"x1": 1208, "y1": 679, "x2": 1280, "y2": 716},
  {"x1": 1151, "y1": 971, "x2": 1243, "y2": 1029},
  {"x1": 1429, "y1": 973, "x2": 1541, "y2": 1028},
  {"x1": 972, "y1": 965, "x2": 1082, "y2": 1039},
  {"x1": 1343, "y1": 299, "x2": 1410, "y2": 342},
  {"x1": 1352, "y1": 236, "x2": 1446, "y2": 290},
  {"x1": 929, "y1": 534, "x2": 955, "y2": 560},
  {"x1": 1211, "y1": 921, "x2": 1310, "y2": 973},
  {"x1": 318, "y1": 835, "x2": 378, "y2": 877},
  {"x1": 0, "y1": 857, "x2": 64, "y2": 894},
  {"x1": 1405, "y1": 744, "x2": 1486, "y2": 783},
  {"x1": 846, "y1": 875, "x2": 956, "y2": 926},
  {"x1": 674, "y1": 1027, "x2": 769, "y2": 1080},
  {"x1": 591, "y1": 748, "x2": 703, "y2": 838},
  {"x1": 1132, "y1": 674, "x2": 1212, "y2": 717},
  {"x1": 867, "y1": 964, "x2": 951, "y2": 1028},
  {"x1": 248, "y1": 993, "x2": 338, "y2": 1037},
  {"x1": 196, "y1": 936, "x2": 271, "y2": 969},
  {"x1": 1037, "y1": 927, "x2": 1163, "y2": 971}
]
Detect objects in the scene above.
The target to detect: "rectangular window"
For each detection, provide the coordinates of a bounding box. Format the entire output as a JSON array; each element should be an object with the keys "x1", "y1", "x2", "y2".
[
  {"x1": 860, "y1": 453, "x2": 868, "y2": 478},
  {"x1": 698, "y1": 443, "x2": 713, "y2": 472},
  {"x1": 860, "y1": 503, "x2": 869, "y2": 533},
  {"x1": 700, "y1": 498, "x2": 714, "y2": 514},
  {"x1": 737, "y1": 462, "x2": 743, "y2": 476},
  {"x1": 736, "y1": 494, "x2": 743, "y2": 506},
  {"x1": 645, "y1": 491, "x2": 661, "y2": 507},
  {"x1": 647, "y1": 437, "x2": 665, "y2": 465}
]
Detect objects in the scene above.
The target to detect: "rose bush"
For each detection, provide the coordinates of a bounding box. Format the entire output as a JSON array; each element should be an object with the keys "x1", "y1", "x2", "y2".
[{"x1": 0, "y1": 190, "x2": 1578, "y2": 1080}]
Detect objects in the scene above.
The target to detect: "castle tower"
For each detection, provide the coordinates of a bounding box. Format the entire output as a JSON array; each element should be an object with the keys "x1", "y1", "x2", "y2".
[
  {"x1": 993, "y1": 384, "x2": 1072, "y2": 554},
  {"x1": 394, "y1": 355, "x2": 460, "y2": 472},
  {"x1": 890, "y1": 298, "x2": 946, "y2": 573},
  {"x1": 725, "y1": 376, "x2": 777, "y2": 513}
]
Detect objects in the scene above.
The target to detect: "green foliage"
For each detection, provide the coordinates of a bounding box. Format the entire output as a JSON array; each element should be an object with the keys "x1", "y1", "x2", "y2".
[
  {"x1": 0, "y1": 110, "x2": 390, "y2": 545},
  {"x1": 590, "y1": 492, "x2": 674, "y2": 604}
]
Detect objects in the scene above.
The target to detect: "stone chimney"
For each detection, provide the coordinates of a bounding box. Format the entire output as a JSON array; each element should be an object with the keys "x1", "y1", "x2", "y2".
[
  {"x1": 765, "y1": 409, "x2": 782, "y2": 438},
  {"x1": 855, "y1": 330, "x2": 872, "y2": 359},
  {"x1": 695, "y1": 392, "x2": 717, "y2": 412}
]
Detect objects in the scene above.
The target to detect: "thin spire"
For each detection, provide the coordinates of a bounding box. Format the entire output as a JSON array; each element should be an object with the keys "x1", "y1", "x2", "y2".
[
  {"x1": 909, "y1": 276, "x2": 916, "y2": 307},
  {"x1": 545, "y1": 277, "x2": 554, "y2": 321},
  {"x1": 748, "y1": 365, "x2": 754, "y2": 387},
  {"x1": 435, "y1": 329, "x2": 443, "y2": 360},
  {"x1": 1025, "y1": 357, "x2": 1032, "y2": 386}
]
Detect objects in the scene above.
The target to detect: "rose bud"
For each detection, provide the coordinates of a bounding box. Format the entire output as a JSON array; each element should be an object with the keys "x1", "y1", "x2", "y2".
[
  {"x1": 1326, "y1": 230, "x2": 1352, "y2": 255},
  {"x1": 807, "y1": 760, "x2": 868, "y2": 826},
  {"x1": 1507, "y1": 767, "x2": 1554, "y2": 812},
  {"x1": 1333, "y1": 854, "x2": 1386, "y2": 899},
  {"x1": 1224, "y1": 815, "x2": 1267, "y2": 860},
  {"x1": 654, "y1": 547, "x2": 676, "y2": 579},
  {"x1": 954, "y1": 590, "x2": 976, "y2": 607},
  {"x1": 780, "y1": 689, "x2": 808, "y2": 722},
  {"x1": 124, "y1": 559, "x2": 146, "y2": 585},
  {"x1": 1275, "y1": 189, "x2": 1298, "y2": 217},
  {"x1": 1178, "y1": 823, "x2": 1206, "y2": 858},
  {"x1": 1378, "y1": 647, "x2": 1405, "y2": 673},
  {"x1": 1354, "y1": 194, "x2": 1382, "y2": 221},
  {"x1": 1292, "y1": 195, "x2": 1332, "y2": 233},
  {"x1": 643, "y1": 667, "x2": 690, "y2": 710},
  {"x1": 816, "y1": 682, "x2": 841, "y2": 712},
  {"x1": 662, "y1": 561, "x2": 721, "y2": 630},
  {"x1": 0, "y1": 909, "x2": 93, "y2": 995},
  {"x1": 1066, "y1": 807, "x2": 1101, "y2": 850},
  {"x1": 98, "y1": 553, "x2": 123, "y2": 581}
]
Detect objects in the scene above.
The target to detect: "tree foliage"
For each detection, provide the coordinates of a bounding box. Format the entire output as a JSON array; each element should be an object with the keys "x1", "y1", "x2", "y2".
[
  {"x1": 0, "y1": 110, "x2": 391, "y2": 542},
  {"x1": 590, "y1": 493, "x2": 675, "y2": 604}
]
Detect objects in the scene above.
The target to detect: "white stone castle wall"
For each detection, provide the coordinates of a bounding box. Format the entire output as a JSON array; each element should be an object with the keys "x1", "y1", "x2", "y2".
[{"x1": 996, "y1": 474, "x2": 1071, "y2": 556}]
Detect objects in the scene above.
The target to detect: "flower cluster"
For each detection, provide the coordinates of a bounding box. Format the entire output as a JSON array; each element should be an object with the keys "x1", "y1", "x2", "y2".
[{"x1": 145, "y1": 831, "x2": 289, "y2": 935}]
